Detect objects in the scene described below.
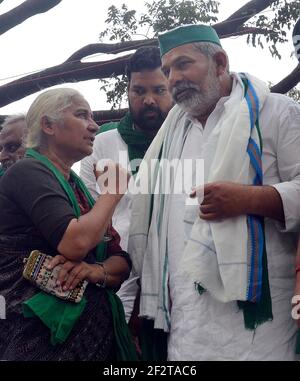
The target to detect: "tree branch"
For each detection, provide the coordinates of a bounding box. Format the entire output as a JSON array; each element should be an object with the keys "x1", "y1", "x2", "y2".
[
  {"x1": 0, "y1": 0, "x2": 62, "y2": 36},
  {"x1": 0, "y1": 0, "x2": 298, "y2": 109},
  {"x1": 66, "y1": 39, "x2": 157, "y2": 62},
  {"x1": 270, "y1": 63, "x2": 300, "y2": 93},
  {"x1": 213, "y1": 0, "x2": 277, "y2": 35},
  {"x1": 0, "y1": 55, "x2": 131, "y2": 108},
  {"x1": 221, "y1": 26, "x2": 273, "y2": 38}
]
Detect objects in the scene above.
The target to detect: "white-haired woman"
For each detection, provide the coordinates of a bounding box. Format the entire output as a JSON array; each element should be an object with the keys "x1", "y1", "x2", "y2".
[{"x1": 0, "y1": 88, "x2": 136, "y2": 360}]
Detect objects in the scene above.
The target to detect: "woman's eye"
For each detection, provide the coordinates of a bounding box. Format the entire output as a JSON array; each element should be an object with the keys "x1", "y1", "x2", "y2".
[{"x1": 77, "y1": 112, "x2": 88, "y2": 119}]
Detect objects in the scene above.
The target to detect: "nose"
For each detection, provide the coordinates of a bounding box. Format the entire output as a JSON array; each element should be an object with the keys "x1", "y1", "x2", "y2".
[
  {"x1": 143, "y1": 94, "x2": 156, "y2": 106},
  {"x1": 87, "y1": 118, "x2": 99, "y2": 135}
]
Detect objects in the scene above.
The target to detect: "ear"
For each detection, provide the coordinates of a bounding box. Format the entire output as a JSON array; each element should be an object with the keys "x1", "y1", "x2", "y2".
[
  {"x1": 213, "y1": 51, "x2": 228, "y2": 76},
  {"x1": 41, "y1": 116, "x2": 55, "y2": 137}
]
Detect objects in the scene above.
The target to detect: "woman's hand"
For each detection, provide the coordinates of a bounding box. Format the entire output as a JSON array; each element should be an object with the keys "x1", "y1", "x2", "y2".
[
  {"x1": 47, "y1": 255, "x2": 103, "y2": 291},
  {"x1": 93, "y1": 160, "x2": 130, "y2": 197}
]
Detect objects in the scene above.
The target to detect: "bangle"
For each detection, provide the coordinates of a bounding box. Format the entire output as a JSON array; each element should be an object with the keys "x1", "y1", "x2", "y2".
[
  {"x1": 95, "y1": 262, "x2": 108, "y2": 288},
  {"x1": 296, "y1": 265, "x2": 300, "y2": 275}
]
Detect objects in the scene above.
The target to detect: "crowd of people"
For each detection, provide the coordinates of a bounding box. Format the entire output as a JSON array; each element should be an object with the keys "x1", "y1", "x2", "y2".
[{"x1": 1, "y1": 24, "x2": 300, "y2": 361}]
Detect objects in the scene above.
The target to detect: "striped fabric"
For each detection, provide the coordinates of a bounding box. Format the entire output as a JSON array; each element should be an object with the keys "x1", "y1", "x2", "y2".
[{"x1": 242, "y1": 74, "x2": 265, "y2": 303}]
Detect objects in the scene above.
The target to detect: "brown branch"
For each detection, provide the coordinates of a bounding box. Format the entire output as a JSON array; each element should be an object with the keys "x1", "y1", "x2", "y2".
[
  {"x1": 271, "y1": 63, "x2": 300, "y2": 94},
  {"x1": 0, "y1": 0, "x2": 62, "y2": 36},
  {"x1": 221, "y1": 26, "x2": 273, "y2": 38},
  {"x1": 66, "y1": 39, "x2": 157, "y2": 62},
  {"x1": 214, "y1": 0, "x2": 277, "y2": 36},
  {"x1": 0, "y1": 55, "x2": 131, "y2": 108},
  {"x1": 0, "y1": 0, "x2": 297, "y2": 108}
]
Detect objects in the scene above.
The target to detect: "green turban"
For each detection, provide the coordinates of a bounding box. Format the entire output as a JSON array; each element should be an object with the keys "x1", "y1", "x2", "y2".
[{"x1": 158, "y1": 24, "x2": 221, "y2": 57}]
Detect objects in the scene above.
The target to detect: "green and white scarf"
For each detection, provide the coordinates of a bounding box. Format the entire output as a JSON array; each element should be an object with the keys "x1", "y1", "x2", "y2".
[
  {"x1": 22, "y1": 148, "x2": 137, "y2": 360},
  {"x1": 129, "y1": 73, "x2": 273, "y2": 332}
]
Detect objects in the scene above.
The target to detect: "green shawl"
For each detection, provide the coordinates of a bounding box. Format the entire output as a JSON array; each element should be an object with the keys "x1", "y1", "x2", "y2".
[
  {"x1": 117, "y1": 113, "x2": 154, "y2": 176},
  {"x1": 22, "y1": 148, "x2": 137, "y2": 361}
]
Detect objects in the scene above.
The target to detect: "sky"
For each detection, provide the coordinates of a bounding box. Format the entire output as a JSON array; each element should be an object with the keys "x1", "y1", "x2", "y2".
[{"x1": 0, "y1": 0, "x2": 299, "y2": 117}]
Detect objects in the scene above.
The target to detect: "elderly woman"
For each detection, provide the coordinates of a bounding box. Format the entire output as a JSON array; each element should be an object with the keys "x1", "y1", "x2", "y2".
[{"x1": 0, "y1": 88, "x2": 136, "y2": 361}]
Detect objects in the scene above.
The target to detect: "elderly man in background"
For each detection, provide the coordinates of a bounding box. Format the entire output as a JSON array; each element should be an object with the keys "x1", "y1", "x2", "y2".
[
  {"x1": 0, "y1": 114, "x2": 27, "y2": 176},
  {"x1": 80, "y1": 46, "x2": 173, "y2": 327},
  {"x1": 129, "y1": 24, "x2": 300, "y2": 360}
]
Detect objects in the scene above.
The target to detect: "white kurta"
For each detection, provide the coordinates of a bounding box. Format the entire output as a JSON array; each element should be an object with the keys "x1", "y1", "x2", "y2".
[
  {"x1": 166, "y1": 92, "x2": 300, "y2": 360},
  {"x1": 80, "y1": 129, "x2": 138, "y2": 322}
]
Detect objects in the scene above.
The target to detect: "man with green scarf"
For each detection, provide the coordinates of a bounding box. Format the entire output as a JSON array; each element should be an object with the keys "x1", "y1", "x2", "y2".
[
  {"x1": 80, "y1": 46, "x2": 173, "y2": 327},
  {"x1": 128, "y1": 24, "x2": 300, "y2": 360}
]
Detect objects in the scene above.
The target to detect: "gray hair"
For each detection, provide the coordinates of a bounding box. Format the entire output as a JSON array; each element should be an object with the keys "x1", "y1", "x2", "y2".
[
  {"x1": 2, "y1": 114, "x2": 27, "y2": 130},
  {"x1": 192, "y1": 42, "x2": 229, "y2": 72},
  {"x1": 26, "y1": 87, "x2": 86, "y2": 149}
]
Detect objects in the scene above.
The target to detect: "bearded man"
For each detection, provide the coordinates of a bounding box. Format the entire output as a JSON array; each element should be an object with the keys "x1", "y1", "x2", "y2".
[
  {"x1": 80, "y1": 46, "x2": 173, "y2": 325},
  {"x1": 129, "y1": 24, "x2": 300, "y2": 360}
]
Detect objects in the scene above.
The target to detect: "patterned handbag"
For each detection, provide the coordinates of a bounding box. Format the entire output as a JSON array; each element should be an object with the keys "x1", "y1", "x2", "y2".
[{"x1": 23, "y1": 250, "x2": 88, "y2": 303}]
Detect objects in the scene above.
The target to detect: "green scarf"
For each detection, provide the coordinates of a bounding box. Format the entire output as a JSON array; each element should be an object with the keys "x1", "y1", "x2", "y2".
[
  {"x1": 22, "y1": 148, "x2": 137, "y2": 361},
  {"x1": 0, "y1": 166, "x2": 4, "y2": 177},
  {"x1": 117, "y1": 113, "x2": 154, "y2": 176}
]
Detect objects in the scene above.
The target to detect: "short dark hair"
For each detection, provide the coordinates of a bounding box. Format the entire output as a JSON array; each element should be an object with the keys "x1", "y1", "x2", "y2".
[{"x1": 125, "y1": 46, "x2": 162, "y2": 82}]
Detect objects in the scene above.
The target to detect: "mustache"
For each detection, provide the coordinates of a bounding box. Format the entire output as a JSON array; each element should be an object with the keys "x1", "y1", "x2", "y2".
[
  {"x1": 172, "y1": 81, "x2": 201, "y2": 99},
  {"x1": 140, "y1": 105, "x2": 160, "y2": 114}
]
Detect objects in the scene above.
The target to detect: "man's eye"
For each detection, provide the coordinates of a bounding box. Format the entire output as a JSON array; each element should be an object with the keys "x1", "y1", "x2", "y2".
[
  {"x1": 156, "y1": 88, "x2": 167, "y2": 95},
  {"x1": 133, "y1": 89, "x2": 145, "y2": 96},
  {"x1": 177, "y1": 61, "x2": 189, "y2": 70},
  {"x1": 8, "y1": 144, "x2": 21, "y2": 153}
]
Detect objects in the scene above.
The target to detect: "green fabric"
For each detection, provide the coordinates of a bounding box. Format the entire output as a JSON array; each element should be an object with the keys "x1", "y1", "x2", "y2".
[
  {"x1": 139, "y1": 319, "x2": 168, "y2": 361},
  {"x1": 23, "y1": 148, "x2": 137, "y2": 360},
  {"x1": 237, "y1": 220, "x2": 273, "y2": 330},
  {"x1": 0, "y1": 166, "x2": 4, "y2": 177},
  {"x1": 117, "y1": 113, "x2": 154, "y2": 176},
  {"x1": 97, "y1": 121, "x2": 118, "y2": 135},
  {"x1": 23, "y1": 293, "x2": 87, "y2": 345},
  {"x1": 158, "y1": 24, "x2": 221, "y2": 57}
]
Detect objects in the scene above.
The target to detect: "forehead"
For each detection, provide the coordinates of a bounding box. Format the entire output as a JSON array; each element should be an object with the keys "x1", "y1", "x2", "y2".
[
  {"x1": 0, "y1": 121, "x2": 26, "y2": 142},
  {"x1": 129, "y1": 68, "x2": 168, "y2": 87},
  {"x1": 66, "y1": 97, "x2": 91, "y2": 112},
  {"x1": 162, "y1": 43, "x2": 206, "y2": 66}
]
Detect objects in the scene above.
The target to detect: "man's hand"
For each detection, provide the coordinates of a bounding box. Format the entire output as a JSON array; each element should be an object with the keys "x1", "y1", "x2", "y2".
[{"x1": 191, "y1": 181, "x2": 249, "y2": 220}]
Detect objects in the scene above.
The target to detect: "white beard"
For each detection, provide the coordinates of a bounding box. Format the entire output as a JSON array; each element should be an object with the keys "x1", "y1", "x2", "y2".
[{"x1": 173, "y1": 63, "x2": 221, "y2": 118}]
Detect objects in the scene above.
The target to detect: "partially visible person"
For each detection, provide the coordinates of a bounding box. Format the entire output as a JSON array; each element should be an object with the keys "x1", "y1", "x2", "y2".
[
  {"x1": 80, "y1": 46, "x2": 173, "y2": 325},
  {"x1": 0, "y1": 88, "x2": 136, "y2": 361},
  {"x1": 129, "y1": 24, "x2": 300, "y2": 360},
  {"x1": 0, "y1": 114, "x2": 27, "y2": 175}
]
